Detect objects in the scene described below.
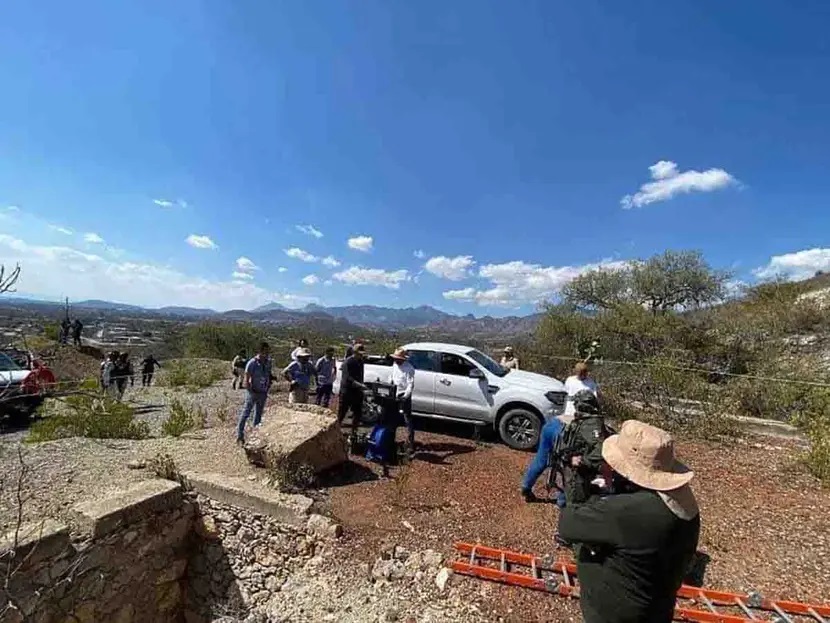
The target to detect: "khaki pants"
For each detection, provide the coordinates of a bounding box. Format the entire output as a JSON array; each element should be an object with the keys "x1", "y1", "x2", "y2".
[{"x1": 289, "y1": 388, "x2": 309, "y2": 404}]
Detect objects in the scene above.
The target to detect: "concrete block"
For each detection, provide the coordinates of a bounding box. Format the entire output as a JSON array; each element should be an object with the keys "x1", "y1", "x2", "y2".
[
  {"x1": 0, "y1": 519, "x2": 70, "y2": 567},
  {"x1": 183, "y1": 472, "x2": 312, "y2": 526},
  {"x1": 71, "y1": 479, "x2": 183, "y2": 538}
]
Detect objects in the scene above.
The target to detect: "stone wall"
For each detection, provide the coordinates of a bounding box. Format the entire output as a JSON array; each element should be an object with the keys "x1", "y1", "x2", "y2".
[
  {"x1": 0, "y1": 480, "x2": 192, "y2": 623},
  {"x1": 0, "y1": 473, "x2": 336, "y2": 623}
]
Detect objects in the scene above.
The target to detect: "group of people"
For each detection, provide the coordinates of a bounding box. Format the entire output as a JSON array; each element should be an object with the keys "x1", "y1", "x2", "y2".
[
  {"x1": 100, "y1": 352, "x2": 162, "y2": 399},
  {"x1": 59, "y1": 318, "x2": 83, "y2": 346},
  {"x1": 519, "y1": 361, "x2": 701, "y2": 623}
]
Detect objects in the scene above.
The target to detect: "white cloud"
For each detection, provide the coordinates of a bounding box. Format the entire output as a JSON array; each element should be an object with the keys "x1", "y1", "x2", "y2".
[
  {"x1": 232, "y1": 271, "x2": 254, "y2": 281},
  {"x1": 153, "y1": 198, "x2": 188, "y2": 209},
  {"x1": 0, "y1": 234, "x2": 314, "y2": 311},
  {"x1": 413, "y1": 250, "x2": 425, "y2": 259},
  {"x1": 84, "y1": 232, "x2": 105, "y2": 244},
  {"x1": 754, "y1": 248, "x2": 830, "y2": 282},
  {"x1": 621, "y1": 160, "x2": 737, "y2": 209},
  {"x1": 48, "y1": 224, "x2": 74, "y2": 236},
  {"x1": 321, "y1": 256, "x2": 341, "y2": 268},
  {"x1": 443, "y1": 259, "x2": 627, "y2": 306},
  {"x1": 347, "y1": 235, "x2": 373, "y2": 252},
  {"x1": 284, "y1": 247, "x2": 318, "y2": 263},
  {"x1": 333, "y1": 266, "x2": 409, "y2": 289},
  {"x1": 323, "y1": 280, "x2": 333, "y2": 286},
  {"x1": 296, "y1": 224, "x2": 323, "y2": 239},
  {"x1": 424, "y1": 255, "x2": 476, "y2": 281},
  {"x1": 302, "y1": 274, "x2": 320, "y2": 285},
  {"x1": 236, "y1": 256, "x2": 260, "y2": 273},
  {"x1": 185, "y1": 234, "x2": 218, "y2": 250},
  {"x1": 4, "y1": 206, "x2": 20, "y2": 213},
  {"x1": 277, "y1": 267, "x2": 288, "y2": 273}
]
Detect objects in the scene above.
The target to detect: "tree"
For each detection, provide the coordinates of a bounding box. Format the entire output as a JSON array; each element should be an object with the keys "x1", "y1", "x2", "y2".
[
  {"x1": 563, "y1": 251, "x2": 728, "y2": 315},
  {"x1": 0, "y1": 264, "x2": 20, "y2": 294}
]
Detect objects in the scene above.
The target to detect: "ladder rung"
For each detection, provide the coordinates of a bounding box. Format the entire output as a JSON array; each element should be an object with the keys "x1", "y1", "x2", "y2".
[
  {"x1": 809, "y1": 608, "x2": 827, "y2": 623},
  {"x1": 699, "y1": 592, "x2": 718, "y2": 614},
  {"x1": 772, "y1": 603, "x2": 795, "y2": 623},
  {"x1": 734, "y1": 598, "x2": 759, "y2": 621}
]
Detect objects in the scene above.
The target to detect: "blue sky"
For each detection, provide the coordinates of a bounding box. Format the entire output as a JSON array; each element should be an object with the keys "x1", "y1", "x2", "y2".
[{"x1": 2, "y1": 1, "x2": 830, "y2": 314}]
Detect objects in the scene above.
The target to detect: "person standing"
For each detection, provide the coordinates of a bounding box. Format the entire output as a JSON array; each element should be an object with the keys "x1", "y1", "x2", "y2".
[
  {"x1": 236, "y1": 342, "x2": 273, "y2": 444},
  {"x1": 231, "y1": 350, "x2": 247, "y2": 390},
  {"x1": 390, "y1": 347, "x2": 417, "y2": 455},
  {"x1": 314, "y1": 347, "x2": 337, "y2": 408},
  {"x1": 500, "y1": 346, "x2": 520, "y2": 370},
  {"x1": 140, "y1": 354, "x2": 162, "y2": 386},
  {"x1": 558, "y1": 420, "x2": 700, "y2": 623},
  {"x1": 283, "y1": 347, "x2": 315, "y2": 404},
  {"x1": 114, "y1": 353, "x2": 134, "y2": 400},
  {"x1": 290, "y1": 338, "x2": 309, "y2": 361},
  {"x1": 344, "y1": 338, "x2": 363, "y2": 359},
  {"x1": 337, "y1": 343, "x2": 367, "y2": 447},
  {"x1": 564, "y1": 362, "x2": 599, "y2": 418},
  {"x1": 102, "y1": 351, "x2": 119, "y2": 398},
  {"x1": 59, "y1": 318, "x2": 71, "y2": 345},
  {"x1": 71, "y1": 319, "x2": 83, "y2": 347}
]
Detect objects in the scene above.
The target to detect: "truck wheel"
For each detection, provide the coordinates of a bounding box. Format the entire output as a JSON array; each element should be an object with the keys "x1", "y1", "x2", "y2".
[{"x1": 498, "y1": 408, "x2": 542, "y2": 450}]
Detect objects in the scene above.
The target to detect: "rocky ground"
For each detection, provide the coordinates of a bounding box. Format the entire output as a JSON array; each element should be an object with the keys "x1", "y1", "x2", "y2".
[{"x1": 2, "y1": 372, "x2": 829, "y2": 622}]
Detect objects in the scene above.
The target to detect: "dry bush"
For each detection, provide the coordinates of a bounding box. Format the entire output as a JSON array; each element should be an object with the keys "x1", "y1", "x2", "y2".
[
  {"x1": 158, "y1": 359, "x2": 226, "y2": 390},
  {"x1": 161, "y1": 398, "x2": 206, "y2": 437},
  {"x1": 265, "y1": 450, "x2": 316, "y2": 493}
]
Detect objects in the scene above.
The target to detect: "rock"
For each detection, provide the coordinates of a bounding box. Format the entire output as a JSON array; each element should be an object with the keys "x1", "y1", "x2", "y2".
[
  {"x1": 402, "y1": 520, "x2": 415, "y2": 533},
  {"x1": 435, "y1": 567, "x2": 452, "y2": 592},
  {"x1": 156, "y1": 559, "x2": 188, "y2": 584},
  {"x1": 421, "y1": 549, "x2": 443, "y2": 569},
  {"x1": 306, "y1": 514, "x2": 343, "y2": 540},
  {"x1": 195, "y1": 515, "x2": 220, "y2": 540},
  {"x1": 126, "y1": 459, "x2": 146, "y2": 470},
  {"x1": 372, "y1": 558, "x2": 407, "y2": 582},
  {"x1": 393, "y1": 545, "x2": 410, "y2": 561},
  {"x1": 384, "y1": 608, "x2": 399, "y2": 622},
  {"x1": 243, "y1": 404, "x2": 347, "y2": 473}
]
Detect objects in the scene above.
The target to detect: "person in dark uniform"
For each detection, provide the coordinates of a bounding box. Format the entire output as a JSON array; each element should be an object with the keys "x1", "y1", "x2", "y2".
[
  {"x1": 140, "y1": 354, "x2": 162, "y2": 386},
  {"x1": 564, "y1": 390, "x2": 612, "y2": 506},
  {"x1": 71, "y1": 319, "x2": 83, "y2": 346},
  {"x1": 558, "y1": 420, "x2": 701, "y2": 623},
  {"x1": 337, "y1": 343, "x2": 367, "y2": 448}
]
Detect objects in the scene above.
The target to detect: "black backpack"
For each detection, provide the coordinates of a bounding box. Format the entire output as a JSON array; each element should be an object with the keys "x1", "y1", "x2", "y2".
[{"x1": 546, "y1": 413, "x2": 615, "y2": 494}]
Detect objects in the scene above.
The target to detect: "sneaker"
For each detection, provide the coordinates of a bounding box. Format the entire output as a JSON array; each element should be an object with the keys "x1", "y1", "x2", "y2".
[
  {"x1": 554, "y1": 532, "x2": 572, "y2": 549},
  {"x1": 236, "y1": 437, "x2": 245, "y2": 446}
]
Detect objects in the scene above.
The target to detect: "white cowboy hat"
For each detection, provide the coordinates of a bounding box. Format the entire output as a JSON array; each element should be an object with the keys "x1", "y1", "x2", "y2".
[
  {"x1": 602, "y1": 420, "x2": 694, "y2": 492},
  {"x1": 503, "y1": 346, "x2": 514, "y2": 353},
  {"x1": 296, "y1": 347, "x2": 312, "y2": 357},
  {"x1": 391, "y1": 347, "x2": 408, "y2": 360}
]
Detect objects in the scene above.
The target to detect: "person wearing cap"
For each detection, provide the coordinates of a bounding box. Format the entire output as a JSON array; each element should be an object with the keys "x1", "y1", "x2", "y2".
[
  {"x1": 314, "y1": 347, "x2": 337, "y2": 408},
  {"x1": 345, "y1": 338, "x2": 364, "y2": 359},
  {"x1": 557, "y1": 420, "x2": 701, "y2": 623},
  {"x1": 337, "y1": 343, "x2": 367, "y2": 446},
  {"x1": 237, "y1": 341, "x2": 273, "y2": 443},
  {"x1": 390, "y1": 347, "x2": 417, "y2": 455},
  {"x1": 283, "y1": 347, "x2": 315, "y2": 404},
  {"x1": 500, "y1": 346, "x2": 520, "y2": 370},
  {"x1": 564, "y1": 362, "x2": 599, "y2": 418}
]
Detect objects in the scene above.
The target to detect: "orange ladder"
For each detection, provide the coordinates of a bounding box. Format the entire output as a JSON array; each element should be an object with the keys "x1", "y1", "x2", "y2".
[{"x1": 451, "y1": 542, "x2": 830, "y2": 623}]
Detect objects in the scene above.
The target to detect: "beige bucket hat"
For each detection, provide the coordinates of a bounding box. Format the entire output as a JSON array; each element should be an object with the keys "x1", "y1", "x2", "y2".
[
  {"x1": 602, "y1": 420, "x2": 698, "y2": 519},
  {"x1": 391, "y1": 347, "x2": 408, "y2": 360},
  {"x1": 602, "y1": 420, "x2": 694, "y2": 491}
]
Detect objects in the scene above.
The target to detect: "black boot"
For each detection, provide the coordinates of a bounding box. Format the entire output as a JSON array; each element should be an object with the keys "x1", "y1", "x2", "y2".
[{"x1": 521, "y1": 488, "x2": 538, "y2": 503}]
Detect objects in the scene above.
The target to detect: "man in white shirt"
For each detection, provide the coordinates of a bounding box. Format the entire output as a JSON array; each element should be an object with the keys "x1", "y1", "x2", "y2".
[
  {"x1": 390, "y1": 347, "x2": 417, "y2": 455},
  {"x1": 290, "y1": 338, "x2": 309, "y2": 362},
  {"x1": 563, "y1": 362, "x2": 599, "y2": 419},
  {"x1": 500, "y1": 346, "x2": 520, "y2": 370}
]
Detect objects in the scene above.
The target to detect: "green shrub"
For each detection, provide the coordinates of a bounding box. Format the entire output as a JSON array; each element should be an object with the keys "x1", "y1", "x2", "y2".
[
  {"x1": 162, "y1": 399, "x2": 206, "y2": 437},
  {"x1": 43, "y1": 322, "x2": 61, "y2": 342},
  {"x1": 159, "y1": 359, "x2": 226, "y2": 389},
  {"x1": 28, "y1": 386, "x2": 149, "y2": 442},
  {"x1": 801, "y1": 418, "x2": 830, "y2": 484},
  {"x1": 182, "y1": 323, "x2": 267, "y2": 360},
  {"x1": 265, "y1": 451, "x2": 316, "y2": 493}
]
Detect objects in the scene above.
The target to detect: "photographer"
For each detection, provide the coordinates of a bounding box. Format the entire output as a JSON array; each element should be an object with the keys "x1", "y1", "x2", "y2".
[{"x1": 557, "y1": 420, "x2": 701, "y2": 623}]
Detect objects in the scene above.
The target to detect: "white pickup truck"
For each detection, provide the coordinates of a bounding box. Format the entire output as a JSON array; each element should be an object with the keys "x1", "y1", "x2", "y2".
[{"x1": 333, "y1": 342, "x2": 567, "y2": 450}]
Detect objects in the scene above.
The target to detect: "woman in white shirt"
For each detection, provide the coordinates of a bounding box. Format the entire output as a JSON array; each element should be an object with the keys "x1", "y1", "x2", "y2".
[{"x1": 563, "y1": 362, "x2": 599, "y2": 419}]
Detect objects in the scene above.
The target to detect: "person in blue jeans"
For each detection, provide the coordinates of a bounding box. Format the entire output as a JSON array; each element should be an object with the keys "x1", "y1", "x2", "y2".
[
  {"x1": 521, "y1": 416, "x2": 567, "y2": 506},
  {"x1": 236, "y1": 341, "x2": 273, "y2": 444}
]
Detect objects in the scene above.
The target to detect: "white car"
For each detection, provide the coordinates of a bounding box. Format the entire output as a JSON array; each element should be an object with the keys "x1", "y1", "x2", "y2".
[{"x1": 333, "y1": 342, "x2": 567, "y2": 450}]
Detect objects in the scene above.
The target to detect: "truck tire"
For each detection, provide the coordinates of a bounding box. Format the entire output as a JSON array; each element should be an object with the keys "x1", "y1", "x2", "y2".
[{"x1": 498, "y1": 407, "x2": 542, "y2": 450}]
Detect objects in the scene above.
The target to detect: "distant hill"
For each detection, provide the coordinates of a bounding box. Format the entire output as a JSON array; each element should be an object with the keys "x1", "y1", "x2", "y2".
[
  {"x1": 252, "y1": 302, "x2": 289, "y2": 312},
  {"x1": 157, "y1": 306, "x2": 218, "y2": 317},
  {"x1": 302, "y1": 304, "x2": 455, "y2": 329},
  {"x1": 75, "y1": 299, "x2": 145, "y2": 312}
]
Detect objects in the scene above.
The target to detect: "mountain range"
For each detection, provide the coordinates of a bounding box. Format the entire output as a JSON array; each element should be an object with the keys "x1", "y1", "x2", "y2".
[{"x1": 1, "y1": 297, "x2": 541, "y2": 337}]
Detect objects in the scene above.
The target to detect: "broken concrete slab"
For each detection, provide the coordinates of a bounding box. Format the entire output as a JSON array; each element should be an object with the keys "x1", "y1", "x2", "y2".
[
  {"x1": 183, "y1": 472, "x2": 313, "y2": 525},
  {"x1": 71, "y1": 479, "x2": 182, "y2": 538},
  {"x1": 0, "y1": 519, "x2": 70, "y2": 566},
  {"x1": 243, "y1": 403, "x2": 347, "y2": 474}
]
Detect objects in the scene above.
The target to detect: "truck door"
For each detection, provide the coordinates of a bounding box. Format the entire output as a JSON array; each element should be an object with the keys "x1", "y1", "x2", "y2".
[
  {"x1": 406, "y1": 349, "x2": 437, "y2": 415},
  {"x1": 434, "y1": 352, "x2": 493, "y2": 421}
]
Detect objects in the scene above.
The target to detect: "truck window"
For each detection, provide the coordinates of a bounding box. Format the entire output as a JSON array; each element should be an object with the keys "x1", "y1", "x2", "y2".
[
  {"x1": 407, "y1": 350, "x2": 436, "y2": 371},
  {"x1": 439, "y1": 353, "x2": 475, "y2": 377}
]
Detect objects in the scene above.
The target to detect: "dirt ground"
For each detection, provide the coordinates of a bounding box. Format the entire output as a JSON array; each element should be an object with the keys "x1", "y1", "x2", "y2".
[{"x1": 2, "y1": 379, "x2": 829, "y2": 622}]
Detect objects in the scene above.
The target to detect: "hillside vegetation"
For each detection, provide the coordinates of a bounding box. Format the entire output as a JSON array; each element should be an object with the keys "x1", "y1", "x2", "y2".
[{"x1": 523, "y1": 251, "x2": 830, "y2": 482}]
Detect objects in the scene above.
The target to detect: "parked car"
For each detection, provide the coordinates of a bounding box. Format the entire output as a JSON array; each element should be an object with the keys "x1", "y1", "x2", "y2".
[
  {"x1": 333, "y1": 342, "x2": 567, "y2": 450},
  {"x1": 0, "y1": 349, "x2": 55, "y2": 425}
]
